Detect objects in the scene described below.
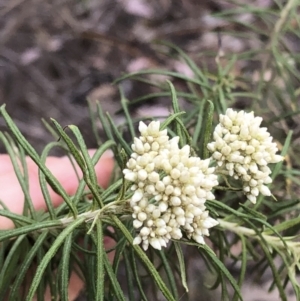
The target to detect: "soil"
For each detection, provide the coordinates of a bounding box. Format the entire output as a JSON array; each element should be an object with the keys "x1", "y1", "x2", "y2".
[{"x1": 0, "y1": 0, "x2": 268, "y2": 152}]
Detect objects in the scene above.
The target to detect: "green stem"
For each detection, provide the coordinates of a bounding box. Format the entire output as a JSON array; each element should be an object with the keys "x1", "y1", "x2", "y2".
[{"x1": 218, "y1": 219, "x2": 300, "y2": 251}]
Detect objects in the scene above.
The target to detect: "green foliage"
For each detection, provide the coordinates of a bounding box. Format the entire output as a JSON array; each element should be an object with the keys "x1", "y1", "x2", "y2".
[{"x1": 1, "y1": 1, "x2": 300, "y2": 300}]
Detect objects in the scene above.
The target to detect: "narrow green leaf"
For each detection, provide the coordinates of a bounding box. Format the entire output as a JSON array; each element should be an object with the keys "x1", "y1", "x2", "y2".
[
  {"x1": 199, "y1": 244, "x2": 243, "y2": 301},
  {"x1": 96, "y1": 100, "x2": 115, "y2": 142},
  {"x1": 220, "y1": 272, "x2": 230, "y2": 301},
  {"x1": 265, "y1": 216, "x2": 300, "y2": 233},
  {"x1": 17, "y1": 145, "x2": 32, "y2": 215},
  {"x1": 0, "y1": 133, "x2": 36, "y2": 220},
  {"x1": 102, "y1": 179, "x2": 123, "y2": 203},
  {"x1": 272, "y1": 130, "x2": 292, "y2": 180},
  {"x1": 0, "y1": 210, "x2": 33, "y2": 226},
  {"x1": 83, "y1": 235, "x2": 96, "y2": 299},
  {"x1": 119, "y1": 86, "x2": 136, "y2": 140},
  {"x1": 60, "y1": 233, "x2": 73, "y2": 301},
  {"x1": 167, "y1": 80, "x2": 186, "y2": 147},
  {"x1": 87, "y1": 99, "x2": 102, "y2": 145},
  {"x1": 158, "y1": 41, "x2": 210, "y2": 88},
  {"x1": 69, "y1": 125, "x2": 97, "y2": 185},
  {"x1": 123, "y1": 248, "x2": 135, "y2": 301},
  {"x1": 68, "y1": 124, "x2": 104, "y2": 208},
  {"x1": 72, "y1": 241, "x2": 96, "y2": 255},
  {"x1": 0, "y1": 104, "x2": 39, "y2": 158},
  {"x1": 0, "y1": 235, "x2": 26, "y2": 297},
  {"x1": 259, "y1": 241, "x2": 287, "y2": 301},
  {"x1": 275, "y1": 249, "x2": 300, "y2": 299},
  {"x1": 174, "y1": 242, "x2": 189, "y2": 293},
  {"x1": 202, "y1": 100, "x2": 214, "y2": 159},
  {"x1": 130, "y1": 248, "x2": 148, "y2": 301},
  {"x1": 96, "y1": 220, "x2": 105, "y2": 301},
  {"x1": 36, "y1": 239, "x2": 46, "y2": 301},
  {"x1": 268, "y1": 110, "x2": 300, "y2": 124},
  {"x1": 51, "y1": 119, "x2": 85, "y2": 171},
  {"x1": 192, "y1": 103, "x2": 205, "y2": 146},
  {"x1": 67, "y1": 178, "x2": 86, "y2": 208},
  {"x1": 160, "y1": 112, "x2": 186, "y2": 130},
  {"x1": 106, "y1": 113, "x2": 132, "y2": 156},
  {"x1": 112, "y1": 216, "x2": 176, "y2": 301},
  {"x1": 9, "y1": 231, "x2": 48, "y2": 301},
  {"x1": 103, "y1": 250, "x2": 127, "y2": 301},
  {"x1": 239, "y1": 203, "x2": 267, "y2": 220},
  {"x1": 68, "y1": 140, "x2": 116, "y2": 208},
  {"x1": 0, "y1": 106, "x2": 77, "y2": 218},
  {"x1": 25, "y1": 218, "x2": 85, "y2": 301},
  {"x1": 158, "y1": 249, "x2": 178, "y2": 299},
  {"x1": 112, "y1": 234, "x2": 128, "y2": 274},
  {"x1": 0, "y1": 241, "x2": 7, "y2": 291},
  {"x1": 91, "y1": 140, "x2": 116, "y2": 165},
  {"x1": 41, "y1": 118, "x2": 61, "y2": 140},
  {"x1": 217, "y1": 85, "x2": 227, "y2": 113},
  {"x1": 39, "y1": 142, "x2": 61, "y2": 219},
  {"x1": 0, "y1": 220, "x2": 62, "y2": 242},
  {"x1": 232, "y1": 235, "x2": 247, "y2": 301},
  {"x1": 46, "y1": 261, "x2": 57, "y2": 301}
]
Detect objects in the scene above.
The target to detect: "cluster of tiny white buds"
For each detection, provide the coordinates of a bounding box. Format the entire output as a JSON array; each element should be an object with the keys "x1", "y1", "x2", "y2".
[
  {"x1": 207, "y1": 108, "x2": 284, "y2": 204},
  {"x1": 123, "y1": 120, "x2": 219, "y2": 250}
]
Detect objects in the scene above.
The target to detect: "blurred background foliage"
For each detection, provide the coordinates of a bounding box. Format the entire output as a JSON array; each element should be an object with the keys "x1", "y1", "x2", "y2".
[
  {"x1": 1, "y1": 0, "x2": 300, "y2": 300},
  {"x1": 1, "y1": 0, "x2": 299, "y2": 154}
]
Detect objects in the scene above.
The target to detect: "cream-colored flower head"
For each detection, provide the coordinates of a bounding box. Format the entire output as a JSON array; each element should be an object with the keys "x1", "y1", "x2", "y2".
[
  {"x1": 123, "y1": 120, "x2": 219, "y2": 250},
  {"x1": 207, "y1": 108, "x2": 283, "y2": 204}
]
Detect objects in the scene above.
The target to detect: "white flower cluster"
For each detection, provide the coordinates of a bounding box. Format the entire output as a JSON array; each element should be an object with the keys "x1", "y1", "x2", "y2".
[
  {"x1": 123, "y1": 121, "x2": 219, "y2": 250},
  {"x1": 207, "y1": 109, "x2": 283, "y2": 204}
]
